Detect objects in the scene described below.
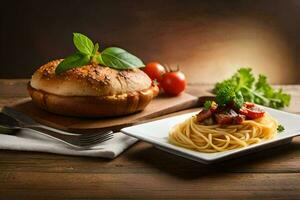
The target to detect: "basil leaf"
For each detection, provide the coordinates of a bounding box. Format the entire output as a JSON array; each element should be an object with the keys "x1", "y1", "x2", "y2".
[
  {"x1": 99, "y1": 47, "x2": 144, "y2": 69},
  {"x1": 73, "y1": 33, "x2": 94, "y2": 55},
  {"x1": 55, "y1": 53, "x2": 90, "y2": 75}
]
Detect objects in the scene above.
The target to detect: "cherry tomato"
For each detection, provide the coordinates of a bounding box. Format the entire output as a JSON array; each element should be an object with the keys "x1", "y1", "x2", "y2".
[
  {"x1": 244, "y1": 102, "x2": 255, "y2": 108},
  {"x1": 161, "y1": 71, "x2": 186, "y2": 96},
  {"x1": 239, "y1": 106, "x2": 265, "y2": 119},
  {"x1": 143, "y1": 62, "x2": 166, "y2": 82},
  {"x1": 239, "y1": 107, "x2": 248, "y2": 116}
]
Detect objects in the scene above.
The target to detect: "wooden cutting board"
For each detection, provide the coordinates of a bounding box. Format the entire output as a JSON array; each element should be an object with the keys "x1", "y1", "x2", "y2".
[{"x1": 12, "y1": 93, "x2": 199, "y2": 132}]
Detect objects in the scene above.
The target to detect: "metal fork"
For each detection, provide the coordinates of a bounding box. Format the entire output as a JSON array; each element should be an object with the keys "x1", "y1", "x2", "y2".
[
  {"x1": 29, "y1": 126, "x2": 114, "y2": 149},
  {"x1": 24, "y1": 126, "x2": 114, "y2": 149},
  {"x1": 0, "y1": 109, "x2": 114, "y2": 149}
]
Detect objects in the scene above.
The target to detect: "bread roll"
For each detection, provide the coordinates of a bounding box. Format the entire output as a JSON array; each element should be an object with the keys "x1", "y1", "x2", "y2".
[{"x1": 28, "y1": 59, "x2": 159, "y2": 117}]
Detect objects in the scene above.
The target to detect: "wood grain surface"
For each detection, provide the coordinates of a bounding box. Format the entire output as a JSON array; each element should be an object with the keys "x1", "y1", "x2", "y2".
[{"x1": 1, "y1": 79, "x2": 300, "y2": 199}]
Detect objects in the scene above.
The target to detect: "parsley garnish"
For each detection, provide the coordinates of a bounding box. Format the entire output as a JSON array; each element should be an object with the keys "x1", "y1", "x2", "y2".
[
  {"x1": 213, "y1": 68, "x2": 291, "y2": 109},
  {"x1": 204, "y1": 101, "x2": 212, "y2": 110},
  {"x1": 277, "y1": 125, "x2": 285, "y2": 132},
  {"x1": 215, "y1": 85, "x2": 244, "y2": 109}
]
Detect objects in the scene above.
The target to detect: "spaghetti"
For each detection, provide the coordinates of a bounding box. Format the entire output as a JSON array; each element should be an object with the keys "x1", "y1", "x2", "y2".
[{"x1": 168, "y1": 113, "x2": 278, "y2": 153}]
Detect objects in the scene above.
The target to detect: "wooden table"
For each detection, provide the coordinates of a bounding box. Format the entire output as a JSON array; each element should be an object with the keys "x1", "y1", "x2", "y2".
[{"x1": 1, "y1": 79, "x2": 300, "y2": 199}]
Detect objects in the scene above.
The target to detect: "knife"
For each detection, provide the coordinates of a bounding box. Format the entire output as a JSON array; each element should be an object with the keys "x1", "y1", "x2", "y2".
[
  {"x1": 1, "y1": 106, "x2": 81, "y2": 135},
  {"x1": 1, "y1": 106, "x2": 113, "y2": 135},
  {"x1": 2, "y1": 106, "x2": 38, "y2": 125}
]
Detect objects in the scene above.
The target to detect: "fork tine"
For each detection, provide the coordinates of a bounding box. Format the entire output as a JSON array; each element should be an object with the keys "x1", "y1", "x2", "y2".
[
  {"x1": 79, "y1": 135, "x2": 114, "y2": 147},
  {"x1": 79, "y1": 133, "x2": 114, "y2": 144},
  {"x1": 80, "y1": 134, "x2": 114, "y2": 145},
  {"x1": 79, "y1": 132, "x2": 114, "y2": 142},
  {"x1": 80, "y1": 138, "x2": 114, "y2": 148},
  {"x1": 79, "y1": 137, "x2": 112, "y2": 146},
  {"x1": 80, "y1": 130, "x2": 113, "y2": 140}
]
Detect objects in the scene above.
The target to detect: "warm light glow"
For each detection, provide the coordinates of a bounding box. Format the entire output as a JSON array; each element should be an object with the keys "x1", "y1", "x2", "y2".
[{"x1": 144, "y1": 17, "x2": 296, "y2": 84}]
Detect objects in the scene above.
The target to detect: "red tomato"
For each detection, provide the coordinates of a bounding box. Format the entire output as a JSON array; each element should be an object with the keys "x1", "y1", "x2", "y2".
[
  {"x1": 239, "y1": 106, "x2": 265, "y2": 119},
  {"x1": 239, "y1": 107, "x2": 248, "y2": 116},
  {"x1": 143, "y1": 62, "x2": 166, "y2": 82},
  {"x1": 244, "y1": 102, "x2": 255, "y2": 108},
  {"x1": 161, "y1": 71, "x2": 186, "y2": 96}
]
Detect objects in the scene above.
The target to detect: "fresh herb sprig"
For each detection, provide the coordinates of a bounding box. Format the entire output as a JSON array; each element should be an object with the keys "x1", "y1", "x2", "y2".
[
  {"x1": 213, "y1": 68, "x2": 291, "y2": 109},
  {"x1": 215, "y1": 85, "x2": 245, "y2": 109},
  {"x1": 204, "y1": 101, "x2": 213, "y2": 110},
  {"x1": 55, "y1": 33, "x2": 144, "y2": 74},
  {"x1": 277, "y1": 124, "x2": 285, "y2": 132}
]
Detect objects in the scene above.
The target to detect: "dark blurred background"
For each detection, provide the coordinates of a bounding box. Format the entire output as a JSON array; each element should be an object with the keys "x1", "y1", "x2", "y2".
[{"x1": 1, "y1": 0, "x2": 300, "y2": 84}]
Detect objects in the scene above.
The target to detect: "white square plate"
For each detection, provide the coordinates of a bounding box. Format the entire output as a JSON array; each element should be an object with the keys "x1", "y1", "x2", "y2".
[{"x1": 121, "y1": 107, "x2": 300, "y2": 164}]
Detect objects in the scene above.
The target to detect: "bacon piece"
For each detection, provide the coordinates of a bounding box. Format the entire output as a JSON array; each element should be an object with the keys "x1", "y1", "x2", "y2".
[
  {"x1": 196, "y1": 109, "x2": 212, "y2": 123},
  {"x1": 215, "y1": 109, "x2": 245, "y2": 125},
  {"x1": 232, "y1": 114, "x2": 245, "y2": 124},
  {"x1": 215, "y1": 114, "x2": 233, "y2": 125}
]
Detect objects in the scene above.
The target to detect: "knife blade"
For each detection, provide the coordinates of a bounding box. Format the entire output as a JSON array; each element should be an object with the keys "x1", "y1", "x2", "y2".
[{"x1": 2, "y1": 106, "x2": 38, "y2": 125}]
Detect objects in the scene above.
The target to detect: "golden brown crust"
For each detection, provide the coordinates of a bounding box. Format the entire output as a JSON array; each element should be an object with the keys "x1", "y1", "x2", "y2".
[
  {"x1": 30, "y1": 59, "x2": 152, "y2": 96},
  {"x1": 28, "y1": 83, "x2": 159, "y2": 117}
]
